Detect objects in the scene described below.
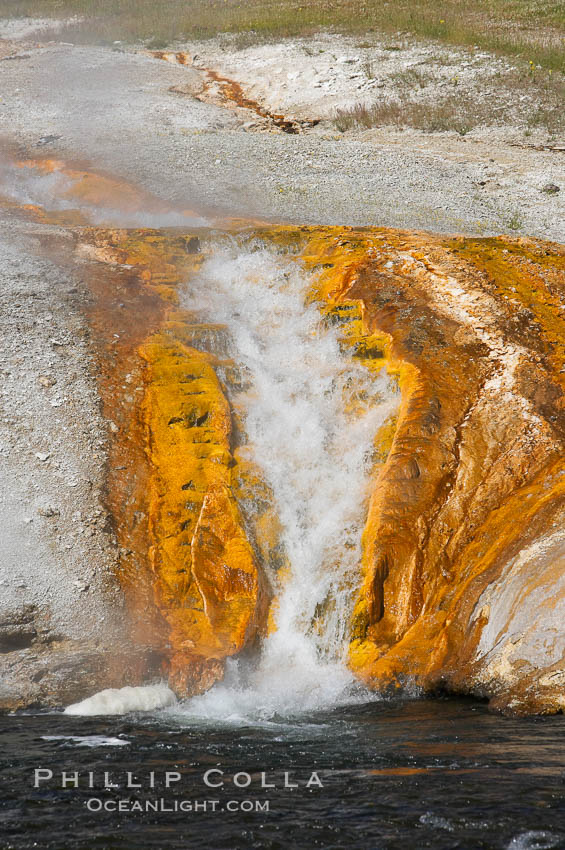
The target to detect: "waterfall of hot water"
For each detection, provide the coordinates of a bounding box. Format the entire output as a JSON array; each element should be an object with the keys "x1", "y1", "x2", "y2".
[{"x1": 173, "y1": 243, "x2": 395, "y2": 720}]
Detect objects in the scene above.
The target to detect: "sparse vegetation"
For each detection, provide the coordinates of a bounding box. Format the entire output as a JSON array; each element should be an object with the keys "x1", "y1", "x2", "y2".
[
  {"x1": 362, "y1": 57, "x2": 377, "y2": 79},
  {"x1": 334, "y1": 96, "x2": 476, "y2": 135},
  {"x1": 507, "y1": 211, "x2": 524, "y2": 230},
  {"x1": 333, "y1": 63, "x2": 565, "y2": 135},
  {"x1": 2, "y1": 0, "x2": 565, "y2": 72},
  {"x1": 390, "y1": 67, "x2": 434, "y2": 89}
]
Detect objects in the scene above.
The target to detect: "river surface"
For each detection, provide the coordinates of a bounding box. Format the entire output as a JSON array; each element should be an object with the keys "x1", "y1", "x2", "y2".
[{"x1": 2, "y1": 698, "x2": 565, "y2": 849}]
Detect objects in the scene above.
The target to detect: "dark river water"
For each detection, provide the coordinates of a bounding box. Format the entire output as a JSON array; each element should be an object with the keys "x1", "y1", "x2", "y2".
[{"x1": 1, "y1": 698, "x2": 564, "y2": 850}]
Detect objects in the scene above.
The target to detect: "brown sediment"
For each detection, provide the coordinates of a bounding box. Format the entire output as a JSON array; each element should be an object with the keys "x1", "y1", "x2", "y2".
[
  {"x1": 73, "y1": 227, "x2": 270, "y2": 695},
  {"x1": 150, "y1": 50, "x2": 317, "y2": 133},
  {"x1": 203, "y1": 70, "x2": 309, "y2": 133},
  {"x1": 250, "y1": 226, "x2": 565, "y2": 714},
  {"x1": 338, "y1": 233, "x2": 565, "y2": 715},
  {"x1": 77, "y1": 230, "x2": 197, "y2": 656},
  {"x1": 138, "y1": 330, "x2": 269, "y2": 694},
  {"x1": 151, "y1": 51, "x2": 192, "y2": 67}
]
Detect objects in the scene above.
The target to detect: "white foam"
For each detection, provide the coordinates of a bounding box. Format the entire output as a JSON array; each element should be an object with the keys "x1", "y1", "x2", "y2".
[
  {"x1": 506, "y1": 832, "x2": 562, "y2": 850},
  {"x1": 176, "y1": 243, "x2": 396, "y2": 720},
  {"x1": 64, "y1": 684, "x2": 177, "y2": 716},
  {"x1": 168, "y1": 656, "x2": 378, "y2": 725},
  {"x1": 42, "y1": 735, "x2": 130, "y2": 747}
]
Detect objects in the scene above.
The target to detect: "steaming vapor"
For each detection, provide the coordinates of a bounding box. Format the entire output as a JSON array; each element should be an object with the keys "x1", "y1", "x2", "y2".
[{"x1": 0, "y1": 155, "x2": 209, "y2": 228}]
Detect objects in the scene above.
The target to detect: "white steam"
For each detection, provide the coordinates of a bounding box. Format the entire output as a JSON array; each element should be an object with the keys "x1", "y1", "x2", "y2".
[{"x1": 0, "y1": 156, "x2": 208, "y2": 228}]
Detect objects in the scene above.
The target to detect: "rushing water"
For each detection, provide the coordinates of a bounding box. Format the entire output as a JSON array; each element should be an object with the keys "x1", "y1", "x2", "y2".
[
  {"x1": 3, "y1": 700, "x2": 565, "y2": 849},
  {"x1": 175, "y1": 242, "x2": 395, "y2": 720}
]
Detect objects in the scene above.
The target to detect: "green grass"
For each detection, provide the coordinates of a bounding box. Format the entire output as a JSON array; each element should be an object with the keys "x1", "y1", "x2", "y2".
[{"x1": 3, "y1": 0, "x2": 565, "y2": 71}]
